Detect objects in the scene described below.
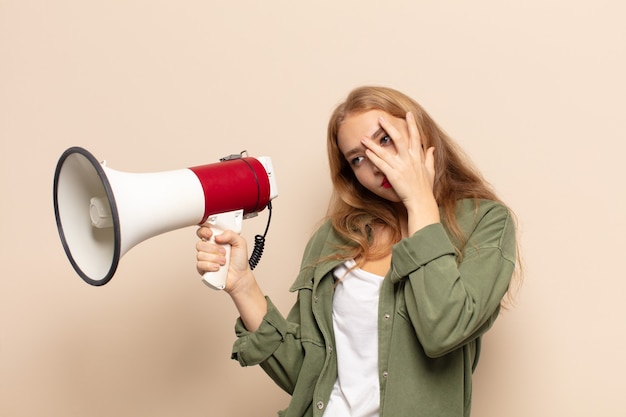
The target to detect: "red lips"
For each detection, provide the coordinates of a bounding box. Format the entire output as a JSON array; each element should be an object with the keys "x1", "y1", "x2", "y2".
[{"x1": 381, "y1": 177, "x2": 392, "y2": 189}]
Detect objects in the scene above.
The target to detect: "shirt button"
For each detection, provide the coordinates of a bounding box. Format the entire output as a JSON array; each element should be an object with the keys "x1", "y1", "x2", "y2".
[
  {"x1": 383, "y1": 313, "x2": 391, "y2": 320},
  {"x1": 382, "y1": 371, "x2": 389, "y2": 378},
  {"x1": 316, "y1": 401, "x2": 324, "y2": 410},
  {"x1": 328, "y1": 345, "x2": 333, "y2": 354}
]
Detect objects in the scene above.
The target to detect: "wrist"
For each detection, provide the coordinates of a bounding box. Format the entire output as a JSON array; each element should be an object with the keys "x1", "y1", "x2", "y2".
[
  {"x1": 227, "y1": 271, "x2": 267, "y2": 332},
  {"x1": 406, "y1": 199, "x2": 440, "y2": 236},
  {"x1": 226, "y1": 269, "x2": 257, "y2": 298}
]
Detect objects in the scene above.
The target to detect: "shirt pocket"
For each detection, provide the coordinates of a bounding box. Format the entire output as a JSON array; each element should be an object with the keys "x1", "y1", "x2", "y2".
[
  {"x1": 290, "y1": 265, "x2": 332, "y2": 348},
  {"x1": 394, "y1": 280, "x2": 411, "y2": 323},
  {"x1": 295, "y1": 285, "x2": 325, "y2": 347}
]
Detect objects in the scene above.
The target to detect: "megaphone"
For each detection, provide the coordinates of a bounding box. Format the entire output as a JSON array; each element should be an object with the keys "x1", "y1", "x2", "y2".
[{"x1": 53, "y1": 147, "x2": 278, "y2": 288}]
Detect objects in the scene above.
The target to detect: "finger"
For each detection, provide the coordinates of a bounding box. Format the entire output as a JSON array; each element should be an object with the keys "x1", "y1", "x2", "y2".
[
  {"x1": 361, "y1": 136, "x2": 388, "y2": 159},
  {"x1": 196, "y1": 239, "x2": 226, "y2": 255},
  {"x1": 361, "y1": 130, "x2": 399, "y2": 168},
  {"x1": 363, "y1": 146, "x2": 389, "y2": 173},
  {"x1": 196, "y1": 225, "x2": 213, "y2": 240},
  {"x1": 196, "y1": 249, "x2": 226, "y2": 264},
  {"x1": 406, "y1": 112, "x2": 424, "y2": 155},
  {"x1": 196, "y1": 247, "x2": 227, "y2": 274},
  {"x1": 378, "y1": 116, "x2": 409, "y2": 150},
  {"x1": 197, "y1": 259, "x2": 223, "y2": 274},
  {"x1": 360, "y1": 134, "x2": 396, "y2": 176}
]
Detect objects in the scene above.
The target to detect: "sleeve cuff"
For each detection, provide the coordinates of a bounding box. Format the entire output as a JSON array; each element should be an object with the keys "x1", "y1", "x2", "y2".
[
  {"x1": 390, "y1": 222, "x2": 457, "y2": 284},
  {"x1": 231, "y1": 297, "x2": 289, "y2": 366}
]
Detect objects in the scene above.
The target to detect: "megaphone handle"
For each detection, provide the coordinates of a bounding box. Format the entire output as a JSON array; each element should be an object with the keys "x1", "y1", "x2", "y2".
[
  {"x1": 202, "y1": 235, "x2": 231, "y2": 290},
  {"x1": 201, "y1": 209, "x2": 244, "y2": 290}
]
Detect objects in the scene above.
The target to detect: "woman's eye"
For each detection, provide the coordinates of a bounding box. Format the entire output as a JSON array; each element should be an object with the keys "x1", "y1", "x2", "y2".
[
  {"x1": 380, "y1": 135, "x2": 391, "y2": 146},
  {"x1": 350, "y1": 156, "x2": 365, "y2": 167}
]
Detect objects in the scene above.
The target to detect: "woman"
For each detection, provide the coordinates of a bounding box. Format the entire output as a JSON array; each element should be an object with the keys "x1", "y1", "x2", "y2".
[{"x1": 196, "y1": 86, "x2": 520, "y2": 417}]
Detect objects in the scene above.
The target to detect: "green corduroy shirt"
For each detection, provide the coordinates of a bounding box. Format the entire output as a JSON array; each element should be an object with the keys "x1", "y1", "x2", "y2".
[{"x1": 232, "y1": 199, "x2": 516, "y2": 417}]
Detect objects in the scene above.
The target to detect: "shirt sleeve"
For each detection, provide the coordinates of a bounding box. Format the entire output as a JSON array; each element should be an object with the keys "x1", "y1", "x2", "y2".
[
  {"x1": 231, "y1": 296, "x2": 304, "y2": 394},
  {"x1": 390, "y1": 201, "x2": 517, "y2": 358}
]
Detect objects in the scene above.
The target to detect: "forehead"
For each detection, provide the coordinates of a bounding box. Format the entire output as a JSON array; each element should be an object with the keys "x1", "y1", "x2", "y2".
[{"x1": 337, "y1": 109, "x2": 389, "y2": 150}]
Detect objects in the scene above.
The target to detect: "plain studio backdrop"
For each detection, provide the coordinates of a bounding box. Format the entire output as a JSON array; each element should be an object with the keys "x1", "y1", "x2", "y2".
[{"x1": 1, "y1": 1, "x2": 624, "y2": 416}]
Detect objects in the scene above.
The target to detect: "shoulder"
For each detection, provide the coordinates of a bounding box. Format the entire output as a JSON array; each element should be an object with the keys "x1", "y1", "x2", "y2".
[
  {"x1": 300, "y1": 219, "x2": 348, "y2": 260},
  {"x1": 289, "y1": 220, "x2": 348, "y2": 291},
  {"x1": 454, "y1": 198, "x2": 509, "y2": 224},
  {"x1": 454, "y1": 199, "x2": 517, "y2": 261}
]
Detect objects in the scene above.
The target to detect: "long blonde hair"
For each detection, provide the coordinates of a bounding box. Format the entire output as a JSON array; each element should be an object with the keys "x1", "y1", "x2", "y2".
[{"x1": 327, "y1": 86, "x2": 501, "y2": 255}]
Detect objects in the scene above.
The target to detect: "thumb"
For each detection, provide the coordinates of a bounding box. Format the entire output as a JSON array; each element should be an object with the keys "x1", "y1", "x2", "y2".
[{"x1": 213, "y1": 230, "x2": 240, "y2": 245}]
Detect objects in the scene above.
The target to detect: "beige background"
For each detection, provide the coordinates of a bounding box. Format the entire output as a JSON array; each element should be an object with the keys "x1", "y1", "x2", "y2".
[{"x1": 1, "y1": 1, "x2": 625, "y2": 416}]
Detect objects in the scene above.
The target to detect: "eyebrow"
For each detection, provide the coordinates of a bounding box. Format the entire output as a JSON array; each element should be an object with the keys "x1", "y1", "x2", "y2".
[
  {"x1": 342, "y1": 146, "x2": 362, "y2": 161},
  {"x1": 341, "y1": 127, "x2": 388, "y2": 160},
  {"x1": 369, "y1": 127, "x2": 386, "y2": 140}
]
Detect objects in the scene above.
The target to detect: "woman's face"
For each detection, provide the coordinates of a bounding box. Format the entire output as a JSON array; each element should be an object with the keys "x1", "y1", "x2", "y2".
[{"x1": 336, "y1": 109, "x2": 402, "y2": 203}]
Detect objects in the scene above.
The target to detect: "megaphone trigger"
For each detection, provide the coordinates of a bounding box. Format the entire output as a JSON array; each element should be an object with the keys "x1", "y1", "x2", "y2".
[{"x1": 201, "y1": 209, "x2": 244, "y2": 290}]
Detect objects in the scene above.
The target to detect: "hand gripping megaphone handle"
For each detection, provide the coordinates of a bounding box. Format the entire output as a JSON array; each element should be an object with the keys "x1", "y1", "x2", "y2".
[{"x1": 202, "y1": 209, "x2": 244, "y2": 290}]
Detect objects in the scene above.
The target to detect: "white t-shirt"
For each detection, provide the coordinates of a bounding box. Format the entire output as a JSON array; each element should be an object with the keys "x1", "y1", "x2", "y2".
[{"x1": 323, "y1": 259, "x2": 384, "y2": 417}]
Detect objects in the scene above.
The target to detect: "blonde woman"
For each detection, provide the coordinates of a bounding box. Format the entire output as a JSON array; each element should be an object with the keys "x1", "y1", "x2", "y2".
[{"x1": 196, "y1": 86, "x2": 520, "y2": 417}]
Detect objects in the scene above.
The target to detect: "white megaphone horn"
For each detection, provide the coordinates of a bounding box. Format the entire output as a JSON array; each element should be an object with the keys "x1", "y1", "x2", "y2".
[{"x1": 53, "y1": 147, "x2": 278, "y2": 288}]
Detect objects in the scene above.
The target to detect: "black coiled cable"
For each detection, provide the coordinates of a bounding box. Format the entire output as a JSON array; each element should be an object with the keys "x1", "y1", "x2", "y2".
[{"x1": 248, "y1": 201, "x2": 272, "y2": 270}]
